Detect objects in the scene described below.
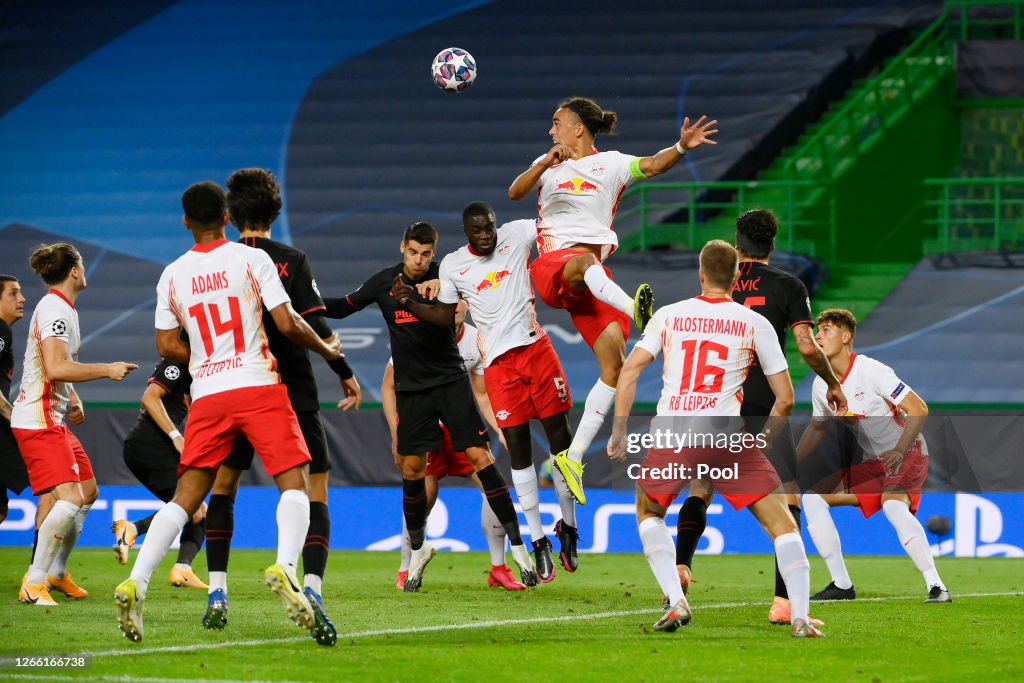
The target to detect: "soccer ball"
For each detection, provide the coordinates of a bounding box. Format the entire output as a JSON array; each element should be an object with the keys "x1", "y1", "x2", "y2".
[{"x1": 431, "y1": 47, "x2": 477, "y2": 93}]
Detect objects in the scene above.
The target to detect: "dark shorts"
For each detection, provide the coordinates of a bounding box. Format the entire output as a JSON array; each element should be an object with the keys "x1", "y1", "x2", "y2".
[
  {"x1": 224, "y1": 409, "x2": 330, "y2": 474},
  {"x1": 741, "y1": 410, "x2": 798, "y2": 484},
  {"x1": 396, "y1": 377, "x2": 488, "y2": 455},
  {"x1": 123, "y1": 437, "x2": 179, "y2": 501},
  {"x1": 0, "y1": 422, "x2": 29, "y2": 495}
]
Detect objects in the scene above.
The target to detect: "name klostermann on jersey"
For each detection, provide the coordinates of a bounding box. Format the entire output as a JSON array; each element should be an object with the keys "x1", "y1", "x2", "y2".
[{"x1": 670, "y1": 316, "x2": 748, "y2": 337}]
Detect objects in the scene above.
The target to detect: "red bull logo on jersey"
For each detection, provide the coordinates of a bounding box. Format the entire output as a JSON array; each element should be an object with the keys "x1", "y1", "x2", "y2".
[
  {"x1": 554, "y1": 177, "x2": 600, "y2": 195},
  {"x1": 475, "y1": 269, "x2": 511, "y2": 293}
]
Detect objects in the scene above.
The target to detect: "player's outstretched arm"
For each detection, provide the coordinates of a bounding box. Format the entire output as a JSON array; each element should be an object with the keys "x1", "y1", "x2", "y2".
[
  {"x1": 795, "y1": 418, "x2": 829, "y2": 464},
  {"x1": 761, "y1": 370, "x2": 796, "y2": 451},
  {"x1": 638, "y1": 115, "x2": 719, "y2": 178},
  {"x1": 42, "y1": 336, "x2": 138, "y2": 382},
  {"x1": 608, "y1": 347, "x2": 655, "y2": 462},
  {"x1": 793, "y1": 324, "x2": 847, "y2": 414},
  {"x1": 508, "y1": 145, "x2": 576, "y2": 200},
  {"x1": 269, "y1": 302, "x2": 341, "y2": 360},
  {"x1": 380, "y1": 363, "x2": 400, "y2": 469},
  {"x1": 141, "y1": 382, "x2": 185, "y2": 453},
  {"x1": 391, "y1": 276, "x2": 456, "y2": 326}
]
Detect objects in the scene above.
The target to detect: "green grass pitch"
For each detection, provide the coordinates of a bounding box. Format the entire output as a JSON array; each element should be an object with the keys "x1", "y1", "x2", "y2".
[{"x1": 1, "y1": 548, "x2": 1021, "y2": 682}]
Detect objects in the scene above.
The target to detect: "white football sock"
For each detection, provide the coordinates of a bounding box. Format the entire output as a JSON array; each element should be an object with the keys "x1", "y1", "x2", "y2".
[
  {"x1": 639, "y1": 516, "x2": 684, "y2": 607},
  {"x1": 774, "y1": 532, "x2": 811, "y2": 624},
  {"x1": 399, "y1": 517, "x2": 412, "y2": 572},
  {"x1": 303, "y1": 574, "x2": 322, "y2": 594},
  {"x1": 49, "y1": 502, "x2": 90, "y2": 579},
  {"x1": 550, "y1": 462, "x2": 577, "y2": 527},
  {"x1": 567, "y1": 379, "x2": 615, "y2": 463},
  {"x1": 27, "y1": 500, "x2": 79, "y2": 584},
  {"x1": 583, "y1": 264, "x2": 634, "y2": 318},
  {"x1": 481, "y1": 493, "x2": 507, "y2": 566},
  {"x1": 208, "y1": 572, "x2": 227, "y2": 594},
  {"x1": 130, "y1": 502, "x2": 189, "y2": 597},
  {"x1": 883, "y1": 499, "x2": 946, "y2": 590},
  {"x1": 511, "y1": 466, "x2": 545, "y2": 542},
  {"x1": 276, "y1": 489, "x2": 310, "y2": 573},
  {"x1": 803, "y1": 492, "x2": 853, "y2": 590}
]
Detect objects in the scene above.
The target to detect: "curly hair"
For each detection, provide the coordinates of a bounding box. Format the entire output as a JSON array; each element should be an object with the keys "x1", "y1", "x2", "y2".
[
  {"x1": 735, "y1": 209, "x2": 778, "y2": 259},
  {"x1": 226, "y1": 168, "x2": 282, "y2": 230}
]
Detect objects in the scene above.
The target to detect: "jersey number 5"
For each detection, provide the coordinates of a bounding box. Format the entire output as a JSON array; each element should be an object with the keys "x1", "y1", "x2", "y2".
[
  {"x1": 188, "y1": 298, "x2": 245, "y2": 358},
  {"x1": 678, "y1": 339, "x2": 728, "y2": 394}
]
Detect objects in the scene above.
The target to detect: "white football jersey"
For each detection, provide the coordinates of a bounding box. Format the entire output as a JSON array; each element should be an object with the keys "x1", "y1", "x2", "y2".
[
  {"x1": 811, "y1": 352, "x2": 927, "y2": 458},
  {"x1": 535, "y1": 150, "x2": 646, "y2": 259},
  {"x1": 155, "y1": 239, "x2": 291, "y2": 401},
  {"x1": 438, "y1": 220, "x2": 543, "y2": 366},
  {"x1": 635, "y1": 296, "x2": 788, "y2": 416},
  {"x1": 11, "y1": 290, "x2": 81, "y2": 429}
]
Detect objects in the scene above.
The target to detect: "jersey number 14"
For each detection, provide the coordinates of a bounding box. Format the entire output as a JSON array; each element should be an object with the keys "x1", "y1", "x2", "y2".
[{"x1": 188, "y1": 298, "x2": 245, "y2": 358}]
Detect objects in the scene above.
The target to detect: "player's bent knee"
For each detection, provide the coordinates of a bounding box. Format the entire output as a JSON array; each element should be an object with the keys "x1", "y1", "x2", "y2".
[{"x1": 464, "y1": 446, "x2": 495, "y2": 470}]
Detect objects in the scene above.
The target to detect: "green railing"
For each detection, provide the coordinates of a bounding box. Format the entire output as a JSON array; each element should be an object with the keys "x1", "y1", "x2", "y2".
[
  {"x1": 780, "y1": 15, "x2": 952, "y2": 180},
  {"x1": 947, "y1": 0, "x2": 1024, "y2": 40},
  {"x1": 617, "y1": 180, "x2": 835, "y2": 256},
  {"x1": 924, "y1": 177, "x2": 1024, "y2": 252}
]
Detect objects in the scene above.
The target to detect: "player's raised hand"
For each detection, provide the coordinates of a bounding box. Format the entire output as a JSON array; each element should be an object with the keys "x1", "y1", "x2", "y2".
[
  {"x1": 544, "y1": 143, "x2": 577, "y2": 167},
  {"x1": 679, "y1": 115, "x2": 719, "y2": 151},
  {"x1": 391, "y1": 275, "x2": 414, "y2": 308},
  {"x1": 416, "y1": 279, "x2": 441, "y2": 300},
  {"x1": 337, "y1": 376, "x2": 362, "y2": 411},
  {"x1": 107, "y1": 362, "x2": 139, "y2": 381}
]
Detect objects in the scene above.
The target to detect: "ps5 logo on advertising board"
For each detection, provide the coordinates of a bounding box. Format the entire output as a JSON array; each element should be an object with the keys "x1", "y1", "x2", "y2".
[{"x1": 930, "y1": 494, "x2": 1024, "y2": 557}]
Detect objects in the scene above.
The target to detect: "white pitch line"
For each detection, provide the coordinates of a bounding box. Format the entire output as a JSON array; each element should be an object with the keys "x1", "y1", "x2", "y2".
[{"x1": 65, "y1": 590, "x2": 1024, "y2": 660}]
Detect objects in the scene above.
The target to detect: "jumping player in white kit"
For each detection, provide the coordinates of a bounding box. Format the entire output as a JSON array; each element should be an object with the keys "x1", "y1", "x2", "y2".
[{"x1": 508, "y1": 96, "x2": 719, "y2": 505}]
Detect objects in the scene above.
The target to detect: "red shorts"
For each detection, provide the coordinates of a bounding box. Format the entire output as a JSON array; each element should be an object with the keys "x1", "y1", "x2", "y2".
[
  {"x1": 530, "y1": 249, "x2": 631, "y2": 349},
  {"x1": 182, "y1": 384, "x2": 311, "y2": 477},
  {"x1": 484, "y1": 336, "x2": 572, "y2": 428},
  {"x1": 641, "y1": 444, "x2": 782, "y2": 511},
  {"x1": 13, "y1": 424, "x2": 95, "y2": 495},
  {"x1": 844, "y1": 449, "x2": 928, "y2": 517},
  {"x1": 426, "y1": 427, "x2": 475, "y2": 480}
]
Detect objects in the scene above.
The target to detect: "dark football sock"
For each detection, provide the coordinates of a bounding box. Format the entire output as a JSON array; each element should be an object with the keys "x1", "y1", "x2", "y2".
[
  {"x1": 675, "y1": 496, "x2": 708, "y2": 567},
  {"x1": 176, "y1": 517, "x2": 206, "y2": 566},
  {"x1": 303, "y1": 501, "x2": 330, "y2": 579},
  {"x1": 205, "y1": 493, "x2": 234, "y2": 573},
  {"x1": 133, "y1": 511, "x2": 157, "y2": 536},
  {"x1": 402, "y1": 478, "x2": 428, "y2": 551},
  {"x1": 775, "y1": 505, "x2": 802, "y2": 599},
  {"x1": 476, "y1": 464, "x2": 523, "y2": 546}
]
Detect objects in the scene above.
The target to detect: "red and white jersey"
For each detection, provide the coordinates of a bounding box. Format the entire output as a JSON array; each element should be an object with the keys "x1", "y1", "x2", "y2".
[
  {"x1": 635, "y1": 296, "x2": 788, "y2": 416},
  {"x1": 387, "y1": 321, "x2": 483, "y2": 376},
  {"x1": 535, "y1": 150, "x2": 646, "y2": 259},
  {"x1": 10, "y1": 290, "x2": 81, "y2": 429},
  {"x1": 811, "y1": 352, "x2": 927, "y2": 458},
  {"x1": 155, "y1": 239, "x2": 291, "y2": 401},
  {"x1": 438, "y1": 220, "x2": 544, "y2": 367}
]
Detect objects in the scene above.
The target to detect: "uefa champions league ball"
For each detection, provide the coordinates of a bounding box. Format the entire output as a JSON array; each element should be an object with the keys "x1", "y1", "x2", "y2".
[{"x1": 431, "y1": 47, "x2": 477, "y2": 92}]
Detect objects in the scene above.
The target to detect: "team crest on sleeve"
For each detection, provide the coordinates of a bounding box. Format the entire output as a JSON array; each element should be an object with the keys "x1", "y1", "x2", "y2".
[
  {"x1": 165, "y1": 365, "x2": 181, "y2": 381},
  {"x1": 0, "y1": 338, "x2": 4, "y2": 353},
  {"x1": 312, "y1": 279, "x2": 321, "y2": 296},
  {"x1": 51, "y1": 319, "x2": 68, "y2": 336}
]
